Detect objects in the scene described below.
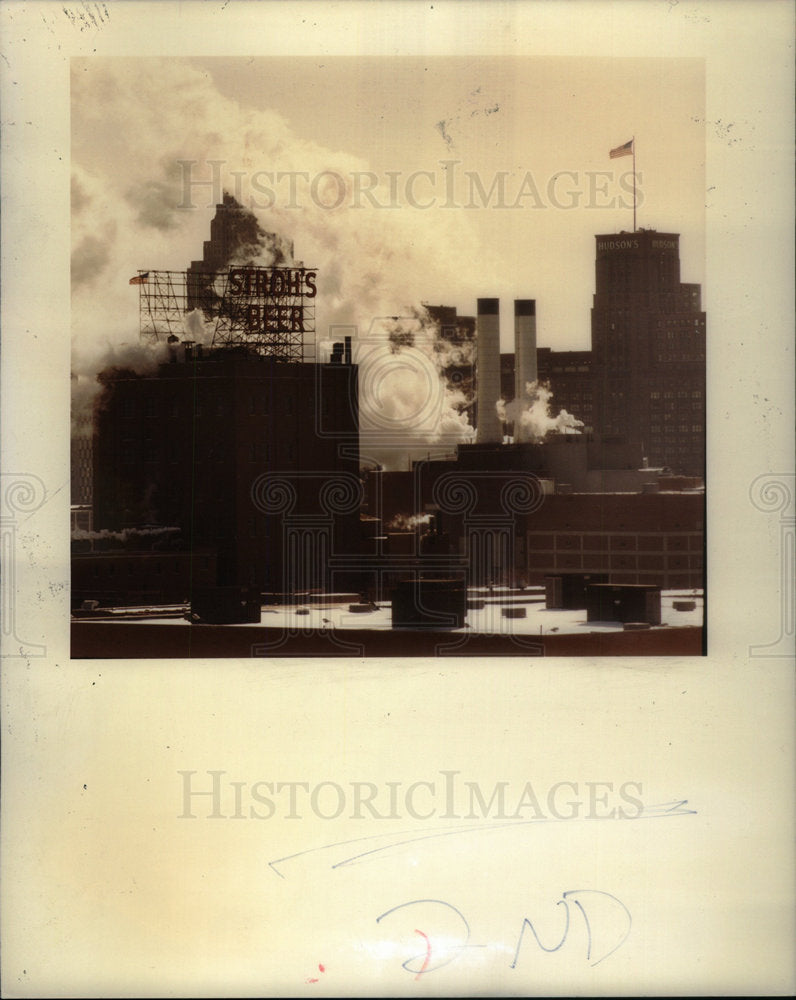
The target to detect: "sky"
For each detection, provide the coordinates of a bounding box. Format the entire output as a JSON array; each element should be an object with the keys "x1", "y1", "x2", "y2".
[{"x1": 71, "y1": 55, "x2": 705, "y2": 459}]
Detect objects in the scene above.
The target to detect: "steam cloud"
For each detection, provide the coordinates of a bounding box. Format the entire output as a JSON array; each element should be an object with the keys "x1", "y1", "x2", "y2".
[
  {"x1": 71, "y1": 58, "x2": 495, "y2": 461},
  {"x1": 71, "y1": 526, "x2": 181, "y2": 547},
  {"x1": 498, "y1": 381, "x2": 584, "y2": 442},
  {"x1": 387, "y1": 513, "x2": 433, "y2": 531}
]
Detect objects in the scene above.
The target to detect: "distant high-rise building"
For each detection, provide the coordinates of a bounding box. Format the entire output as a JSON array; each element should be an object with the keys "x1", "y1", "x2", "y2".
[
  {"x1": 590, "y1": 230, "x2": 706, "y2": 475},
  {"x1": 535, "y1": 348, "x2": 594, "y2": 432},
  {"x1": 186, "y1": 193, "x2": 294, "y2": 313}
]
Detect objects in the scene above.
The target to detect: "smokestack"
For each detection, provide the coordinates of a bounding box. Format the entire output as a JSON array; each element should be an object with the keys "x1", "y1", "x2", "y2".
[
  {"x1": 476, "y1": 298, "x2": 502, "y2": 444},
  {"x1": 344, "y1": 335, "x2": 352, "y2": 365},
  {"x1": 514, "y1": 299, "x2": 537, "y2": 443}
]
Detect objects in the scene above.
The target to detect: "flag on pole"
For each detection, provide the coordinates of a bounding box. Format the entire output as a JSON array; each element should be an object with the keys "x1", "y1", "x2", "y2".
[
  {"x1": 609, "y1": 139, "x2": 634, "y2": 159},
  {"x1": 129, "y1": 272, "x2": 149, "y2": 285}
]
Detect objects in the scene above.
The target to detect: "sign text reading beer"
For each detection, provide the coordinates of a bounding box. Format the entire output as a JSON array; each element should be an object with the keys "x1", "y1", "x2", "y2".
[{"x1": 226, "y1": 267, "x2": 317, "y2": 336}]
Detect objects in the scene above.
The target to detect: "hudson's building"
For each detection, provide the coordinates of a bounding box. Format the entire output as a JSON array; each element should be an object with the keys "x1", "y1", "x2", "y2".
[{"x1": 590, "y1": 230, "x2": 705, "y2": 475}]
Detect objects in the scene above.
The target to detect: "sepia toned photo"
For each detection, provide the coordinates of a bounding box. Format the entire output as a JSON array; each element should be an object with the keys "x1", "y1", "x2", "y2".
[
  {"x1": 71, "y1": 56, "x2": 706, "y2": 657},
  {"x1": 2, "y1": 3, "x2": 793, "y2": 997}
]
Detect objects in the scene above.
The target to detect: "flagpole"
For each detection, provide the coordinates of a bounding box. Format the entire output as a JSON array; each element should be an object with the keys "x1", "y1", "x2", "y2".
[{"x1": 632, "y1": 136, "x2": 636, "y2": 232}]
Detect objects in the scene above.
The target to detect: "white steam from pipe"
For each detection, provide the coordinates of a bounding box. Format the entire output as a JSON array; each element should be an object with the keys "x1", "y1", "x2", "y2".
[
  {"x1": 497, "y1": 380, "x2": 584, "y2": 442},
  {"x1": 71, "y1": 59, "x2": 494, "y2": 457}
]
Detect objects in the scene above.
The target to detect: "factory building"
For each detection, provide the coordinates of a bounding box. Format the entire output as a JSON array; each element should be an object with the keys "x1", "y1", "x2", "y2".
[
  {"x1": 371, "y1": 444, "x2": 703, "y2": 590},
  {"x1": 92, "y1": 347, "x2": 361, "y2": 597},
  {"x1": 86, "y1": 194, "x2": 370, "y2": 603},
  {"x1": 521, "y1": 491, "x2": 703, "y2": 589}
]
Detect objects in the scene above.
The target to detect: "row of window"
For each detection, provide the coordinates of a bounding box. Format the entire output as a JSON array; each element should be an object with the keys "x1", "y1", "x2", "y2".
[
  {"x1": 650, "y1": 390, "x2": 703, "y2": 399},
  {"x1": 649, "y1": 424, "x2": 703, "y2": 434},
  {"x1": 650, "y1": 403, "x2": 703, "y2": 414},
  {"x1": 655, "y1": 352, "x2": 705, "y2": 363}
]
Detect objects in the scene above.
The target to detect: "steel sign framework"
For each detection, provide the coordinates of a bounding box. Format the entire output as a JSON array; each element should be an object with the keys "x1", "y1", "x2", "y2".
[{"x1": 133, "y1": 267, "x2": 317, "y2": 362}]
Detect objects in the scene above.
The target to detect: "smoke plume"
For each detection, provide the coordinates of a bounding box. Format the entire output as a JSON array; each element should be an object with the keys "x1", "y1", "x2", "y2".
[
  {"x1": 387, "y1": 513, "x2": 433, "y2": 531},
  {"x1": 498, "y1": 380, "x2": 584, "y2": 442},
  {"x1": 71, "y1": 59, "x2": 495, "y2": 454}
]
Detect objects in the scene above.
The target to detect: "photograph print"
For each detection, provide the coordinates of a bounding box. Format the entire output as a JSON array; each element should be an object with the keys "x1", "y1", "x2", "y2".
[{"x1": 70, "y1": 55, "x2": 706, "y2": 658}]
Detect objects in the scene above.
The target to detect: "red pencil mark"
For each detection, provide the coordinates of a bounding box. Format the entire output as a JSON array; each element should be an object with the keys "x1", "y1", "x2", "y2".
[
  {"x1": 414, "y1": 929, "x2": 431, "y2": 980},
  {"x1": 305, "y1": 963, "x2": 326, "y2": 984}
]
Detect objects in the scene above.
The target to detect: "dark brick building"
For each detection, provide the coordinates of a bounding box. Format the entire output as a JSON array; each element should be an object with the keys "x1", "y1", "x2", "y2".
[
  {"x1": 363, "y1": 443, "x2": 704, "y2": 590},
  {"x1": 591, "y1": 230, "x2": 705, "y2": 475},
  {"x1": 521, "y1": 491, "x2": 704, "y2": 590},
  {"x1": 535, "y1": 348, "x2": 595, "y2": 432},
  {"x1": 92, "y1": 348, "x2": 362, "y2": 595}
]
